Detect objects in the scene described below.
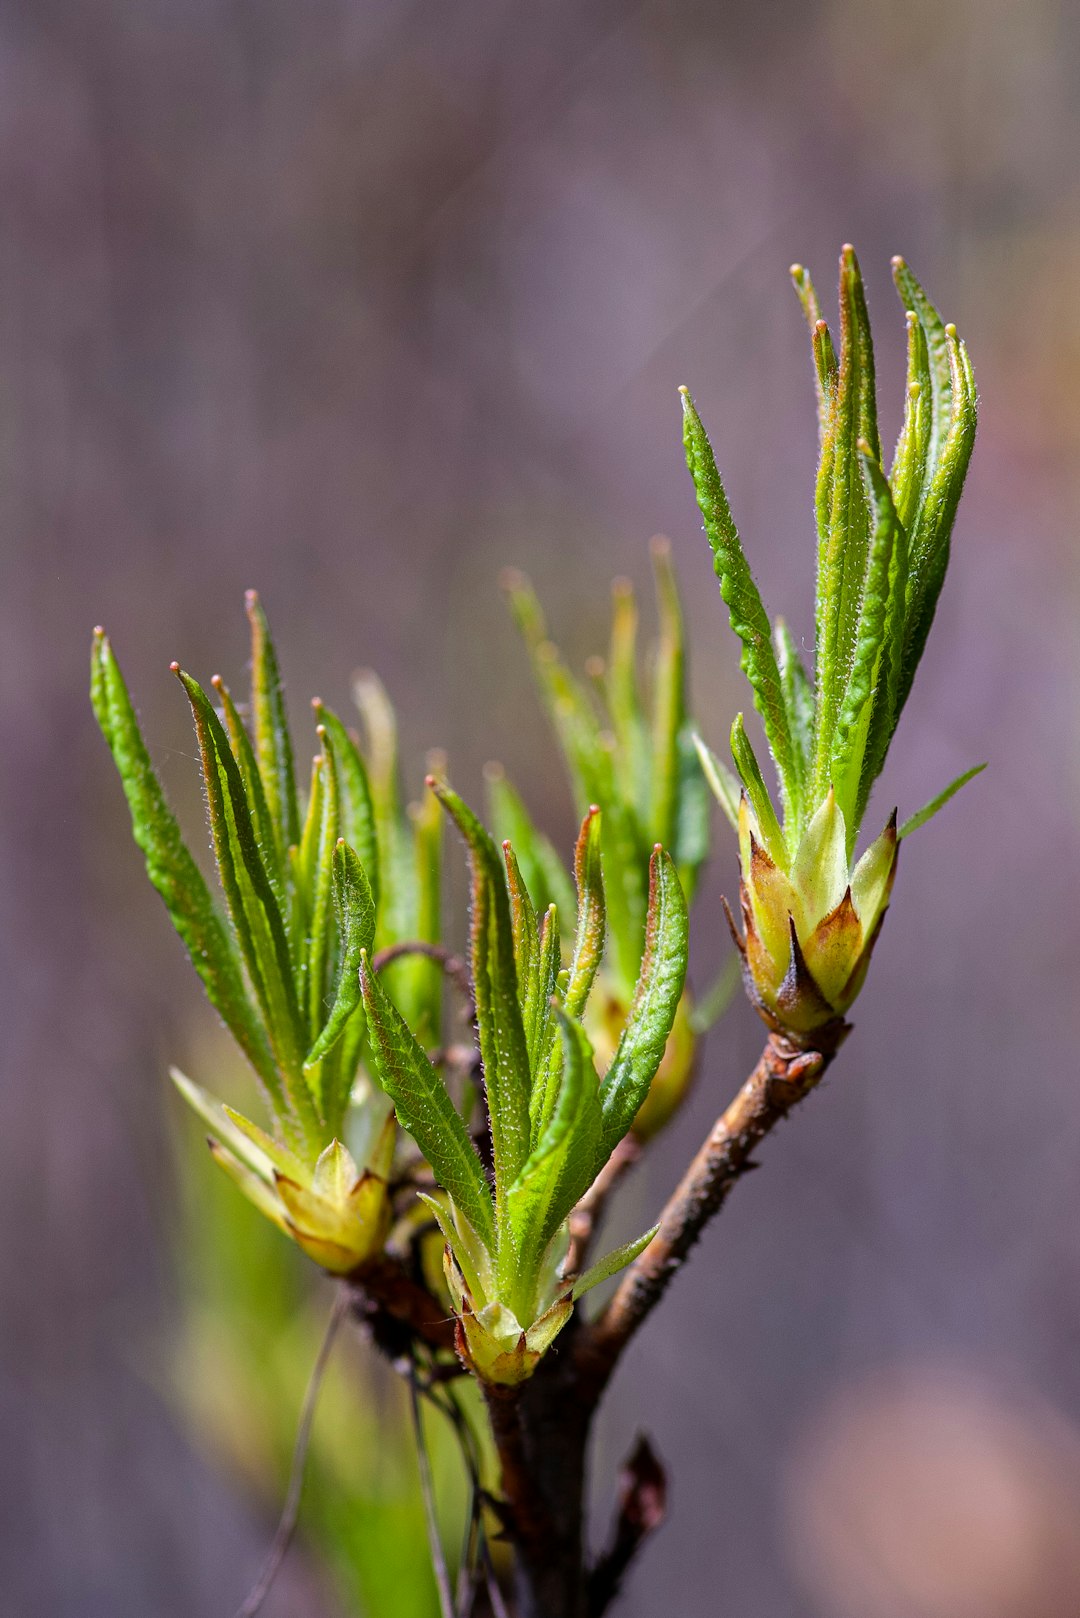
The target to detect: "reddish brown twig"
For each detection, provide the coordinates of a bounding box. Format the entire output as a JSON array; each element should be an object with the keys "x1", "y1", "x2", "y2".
[
  {"x1": 578, "y1": 1026, "x2": 846, "y2": 1391},
  {"x1": 370, "y1": 940, "x2": 474, "y2": 1013},
  {"x1": 346, "y1": 1253, "x2": 456, "y2": 1356},
  {"x1": 563, "y1": 1134, "x2": 642, "y2": 1280}
]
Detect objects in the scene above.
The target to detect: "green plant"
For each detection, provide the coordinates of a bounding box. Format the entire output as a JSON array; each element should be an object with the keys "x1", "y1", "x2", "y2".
[
  {"x1": 689, "y1": 247, "x2": 981, "y2": 1039},
  {"x1": 497, "y1": 542, "x2": 731, "y2": 1143},
  {"x1": 93, "y1": 245, "x2": 980, "y2": 1618}
]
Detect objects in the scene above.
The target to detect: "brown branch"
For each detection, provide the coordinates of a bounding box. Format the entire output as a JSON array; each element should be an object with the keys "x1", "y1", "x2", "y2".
[
  {"x1": 370, "y1": 940, "x2": 474, "y2": 1012},
  {"x1": 577, "y1": 1026, "x2": 847, "y2": 1392},
  {"x1": 346, "y1": 1253, "x2": 457, "y2": 1356},
  {"x1": 587, "y1": 1434, "x2": 667, "y2": 1617}
]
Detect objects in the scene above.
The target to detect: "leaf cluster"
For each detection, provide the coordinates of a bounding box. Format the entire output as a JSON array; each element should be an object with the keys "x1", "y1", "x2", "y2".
[
  {"x1": 91, "y1": 595, "x2": 442, "y2": 1161},
  {"x1": 685, "y1": 249, "x2": 980, "y2": 864},
  {"x1": 360, "y1": 781, "x2": 688, "y2": 1350},
  {"x1": 498, "y1": 541, "x2": 707, "y2": 997}
]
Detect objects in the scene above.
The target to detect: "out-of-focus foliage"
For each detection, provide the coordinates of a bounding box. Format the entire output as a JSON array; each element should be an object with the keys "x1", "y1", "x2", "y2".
[
  {"x1": 170, "y1": 1074, "x2": 469, "y2": 1618},
  {"x1": 497, "y1": 546, "x2": 731, "y2": 1142}
]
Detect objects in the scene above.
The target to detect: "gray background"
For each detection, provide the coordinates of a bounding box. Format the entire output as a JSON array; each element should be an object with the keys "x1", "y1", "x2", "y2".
[{"x1": 3, "y1": 0, "x2": 1080, "y2": 1613}]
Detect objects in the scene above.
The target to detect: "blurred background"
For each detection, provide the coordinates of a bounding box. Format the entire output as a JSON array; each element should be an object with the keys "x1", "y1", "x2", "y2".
[{"x1": 3, "y1": 0, "x2": 1080, "y2": 1613}]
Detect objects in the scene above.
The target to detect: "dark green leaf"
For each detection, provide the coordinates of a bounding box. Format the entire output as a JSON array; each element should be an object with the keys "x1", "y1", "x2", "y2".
[
  {"x1": 432, "y1": 780, "x2": 533, "y2": 1208},
  {"x1": 598, "y1": 848, "x2": 688, "y2": 1154},
  {"x1": 681, "y1": 386, "x2": 799, "y2": 823},
  {"x1": 246, "y1": 591, "x2": 300, "y2": 861},
  {"x1": 90, "y1": 633, "x2": 278, "y2": 1106},
  {"x1": 563, "y1": 807, "x2": 605, "y2": 1019},
  {"x1": 361, "y1": 951, "x2": 495, "y2": 1250}
]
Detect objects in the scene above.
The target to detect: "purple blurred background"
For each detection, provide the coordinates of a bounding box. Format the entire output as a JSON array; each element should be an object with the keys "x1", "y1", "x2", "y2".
[{"x1": 3, "y1": 0, "x2": 1080, "y2": 1613}]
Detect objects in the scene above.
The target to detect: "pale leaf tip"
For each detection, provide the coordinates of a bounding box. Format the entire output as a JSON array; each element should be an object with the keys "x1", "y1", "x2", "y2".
[
  {"x1": 789, "y1": 262, "x2": 803, "y2": 278},
  {"x1": 499, "y1": 566, "x2": 527, "y2": 592},
  {"x1": 168, "y1": 660, "x2": 181, "y2": 675},
  {"x1": 945, "y1": 321, "x2": 958, "y2": 338},
  {"x1": 482, "y1": 759, "x2": 504, "y2": 781},
  {"x1": 891, "y1": 254, "x2": 905, "y2": 270},
  {"x1": 584, "y1": 654, "x2": 605, "y2": 680},
  {"x1": 649, "y1": 532, "x2": 671, "y2": 558}
]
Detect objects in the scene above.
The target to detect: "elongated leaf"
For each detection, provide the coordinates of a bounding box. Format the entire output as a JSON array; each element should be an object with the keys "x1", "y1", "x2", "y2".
[
  {"x1": 681, "y1": 386, "x2": 798, "y2": 820},
  {"x1": 671, "y1": 722, "x2": 710, "y2": 895},
  {"x1": 507, "y1": 1007, "x2": 602, "y2": 1283},
  {"x1": 812, "y1": 246, "x2": 880, "y2": 804},
  {"x1": 888, "y1": 311, "x2": 932, "y2": 532},
  {"x1": 313, "y1": 702, "x2": 380, "y2": 914},
  {"x1": 606, "y1": 576, "x2": 650, "y2": 825},
  {"x1": 305, "y1": 839, "x2": 376, "y2": 1068},
  {"x1": 91, "y1": 633, "x2": 278, "y2": 1099},
  {"x1": 730, "y1": 715, "x2": 786, "y2": 866},
  {"x1": 830, "y1": 449, "x2": 906, "y2": 839},
  {"x1": 432, "y1": 781, "x2": 533, "y2": 1202},
  {"x1": 246, "y1": 591, "x2": 300, "y2": 860},
  {"x1": 504, "y1": 840, "x2": 539, "y2": 1018},
  {"x1": 563, "y1": 807, "x2": 605, "y2": 1019},
  {"x1": 360, "y1": 951, "x2": 495, "y2": 1250},
  {"x1": 213, "y1": 675, "x2": 285, "y2": 901},
  {"x1": 790, "y1": 262, "x2": 835, "y2": 438},
  {"x1": 485, "y1": 764, "x2": 577, "y2": 924},
  {"x1": 773, "y1": 619, "x2": 814, "y2": 794},
  {"x1": 526, "y1": 906, "x2": 562, "y2": 1129},
  {"x1": 898, "y1": 763, "x2": 986, "y2": 839},
  {"x1": 648, "y1": 538, "x2": 686, "y2": 853},
  {"x1": 598, "y1": 849, "x2": 688, "y2": 1154},
  {"x1": 693, "y1": 733, "x2": 740, "y2": 832},
  {"x1": 175, "y1": 667, "x2": 309, "y2": 1105},
  {"x1": 305, "y1": 732, "x2": 341, "y2": 1041},
  {"x1": 353, "y1": 670, "x2": 415, "y2": 944},
  {"x1": 406, "y1": 773, "x2": 444, "y2": 1045},
  {"x1": 571, "y1": 1223, "x2": 658, "y2": 1300}
]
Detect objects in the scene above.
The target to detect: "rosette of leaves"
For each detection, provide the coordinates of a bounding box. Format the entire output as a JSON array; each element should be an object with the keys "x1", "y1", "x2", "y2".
[
  {"x1": 687, "y1": 247, "x2": 982, "y2": 1041},
  {"x1": 359, "y1": 781, "x2": 688, "y2": 1385},
  {"x1": 496, "y1": 541, "x2": 713, "y2": 1140},
  {"x1": 91, "y1": 594, "x2": 443, "y2": 1273}
]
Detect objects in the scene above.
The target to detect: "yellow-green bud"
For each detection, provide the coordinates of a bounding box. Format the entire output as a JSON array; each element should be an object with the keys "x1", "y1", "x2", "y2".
[{"x1": 729, "y1": 789, "x2": 897, "y2": 1040}]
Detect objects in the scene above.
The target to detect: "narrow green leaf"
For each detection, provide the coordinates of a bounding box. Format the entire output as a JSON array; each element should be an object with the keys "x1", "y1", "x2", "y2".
[
  {"x1": 360, "y1": 951, "x2": 495, "y2": 1251},
  {"x1": 606, "y1": 576, "x2": 650, "y2": 826},
  {"x1": 730, "y1": 715, "x2": 785, "y2": 867},
  {"x1": 670, "y1": 721, "x2": 710, "y2": 898},
  {"x1": 648, "y1": 537, "x2": 686, "y2": 853},
  {"x1": 563, "y1": 807, "x2": 606, "y2": 1019},
  {"x1": 692, "y1": 732, "x2": 740, "y2": 833},
  {"x1": 432, "y1": 780, "x2": 533, "y2": 1205},
  {"x1": 213, "y1": 675, "x2": 285, "y2": 901},
  {"x1": 175, "y1": 666, "x2": 309, "y2": 1111},
  {"x1": 305, "y1": 731, "x2": 342, "y2": 1042},
  {"x1": 313, "y1": 702, "x2": 380, "y2": 914},
  {"x1": 507, "y1": 1006, "x2": 603, "y2": 1288},
  {"x1": 790, "y1": 263, "x2": 837, "y2": 438},
  {"x1": 812, "y1": 245, "x2": 880, "y2": 805},
  {"x1": 305, "y1": 839, "x2": 376, "y2": 1069},
  {"x1": 485, "y1": 763, "x2": 577, "y2": 924},
  {"x1": 598, "y1": 848, "x2": 688, "y2": 1154},
  {"x1": 526, "y1": 905, "x2": 562, "y2": 1131},
  {"x1": 898, "y1": 763, "x2": 986, "y2": 839},
  {"x1": 681, "y1": 386, "x2": 798, "y2": 821},
  {"x1": 571, "y1": 1223, "x2": 658, "y2": 1300},
  {"x1": 829, "y1": 448, "x2": 906, "y2": 840},
  {"x1": 246, "y1": 590, "x2": 300, "y2": 861},
  {"x1": 90, "y1": 633, "x2": 279, "y2": 1102},
  {"x1": 773, "y1": 619, "x2": 814, "y2": 794},
  {"x1": 353, "y1": 670, "x2": 415, "y2": 945},
  {"x1": 888, "y1": 311, "x2": 932, "y2": 532},
  {"x1": 503, "y1": 839, "x2": 539, "y2": 1016},
  {"x1": 406, "y1": 772, "x2": 444, "y2": 1045}
]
